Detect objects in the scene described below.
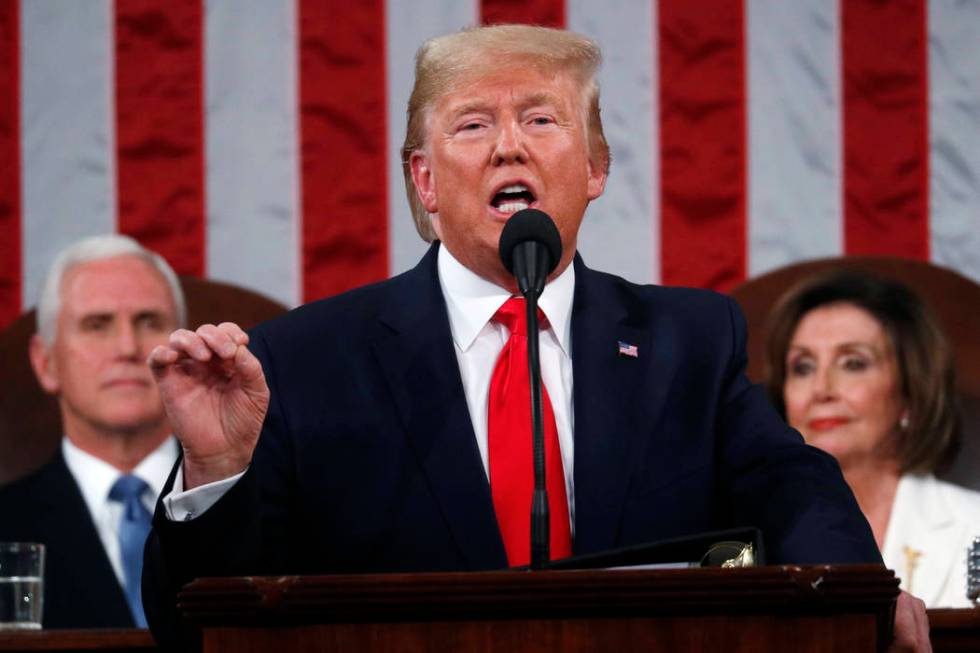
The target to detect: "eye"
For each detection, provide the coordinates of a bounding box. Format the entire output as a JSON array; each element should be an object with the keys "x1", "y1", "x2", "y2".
[
  {"x1": 528, "y1": 115, "x2": 555, "y2": 126},
  {"x1": 788, "y1": 358, "x2": 815, "y2": 377},
  {"x1": 80, "y1": 315, "x2": 112, "y2": 332},
  {"x1": 841, "y1": 356, "x2": 869, "y2": 372},
  {"x1": 136, "y1": 313, "x2": 168, "y2": 332}
]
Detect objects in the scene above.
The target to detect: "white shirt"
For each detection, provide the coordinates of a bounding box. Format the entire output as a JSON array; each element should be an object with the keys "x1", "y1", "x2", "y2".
[
  {"x1": 62, "y1": 436, "x2": 179, "y2": 585},
  {"x1": 437, "y1": 245, "x2": 577, "y2": 527},
  {"x1": 166, "y1": 245, "x2": 579, "y2": 527}
]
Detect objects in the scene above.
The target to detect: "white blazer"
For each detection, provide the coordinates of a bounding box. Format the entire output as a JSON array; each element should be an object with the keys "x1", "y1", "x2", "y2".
[{"x1": 882, "y1": 474, "x2": 980, "y2": 607}]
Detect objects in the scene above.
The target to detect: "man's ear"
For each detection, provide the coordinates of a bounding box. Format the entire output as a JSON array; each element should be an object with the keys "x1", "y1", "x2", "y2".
[
  {"x1": 29, "y1": 334, "x2": 60, "y2": 395},
  {"x1": 410, "y1": 151, "x2": 439, "y2": 213},
  {"x1": 586, "y1": 154, "x2": 608, "y2": 201}
]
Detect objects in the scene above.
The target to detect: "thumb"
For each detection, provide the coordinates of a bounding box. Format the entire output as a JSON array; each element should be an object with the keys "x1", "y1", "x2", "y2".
[{"x1": 234, "y1": 344, "x2": 269, "y2": 396}]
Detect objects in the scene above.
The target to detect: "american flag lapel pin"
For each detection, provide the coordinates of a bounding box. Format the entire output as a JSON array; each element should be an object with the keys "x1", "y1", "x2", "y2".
[{"x1": 617, "y1": 341, "x2": 639, "y2": 358}]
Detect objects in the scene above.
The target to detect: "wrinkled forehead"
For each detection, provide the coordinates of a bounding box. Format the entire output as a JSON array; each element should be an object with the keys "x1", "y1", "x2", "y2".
[
  {"x1": 441, "y1": 70, "x2": 576, "y2": 112},
  {"x1": 422, "y1": 58, "x2": 588, "y2": 129},
  {"x1": 59, "y1": 255, "x2": 176, "y2": 317},
  {"x1": 791, "y1": 301, "x2": 894, "y2": 350}
]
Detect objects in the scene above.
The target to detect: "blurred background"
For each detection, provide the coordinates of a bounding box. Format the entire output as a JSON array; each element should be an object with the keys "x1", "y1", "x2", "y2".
[{"x1": 0, "y1": 0, "x2": 977, "y2": 329}]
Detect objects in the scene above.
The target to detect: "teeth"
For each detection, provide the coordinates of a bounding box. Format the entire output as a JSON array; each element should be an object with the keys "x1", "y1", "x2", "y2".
[
  {"x1": 500, "y1": 183, "x2": 528, "y2": 194},
  {"x1": 497, "y1": 200, "x2": 530, "y2": 214}
]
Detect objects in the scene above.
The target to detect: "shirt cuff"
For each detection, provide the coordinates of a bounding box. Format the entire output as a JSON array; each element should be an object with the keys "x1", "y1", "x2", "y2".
[{"x1": 162, "y1": 465, "x2": 246, "y2": 522}]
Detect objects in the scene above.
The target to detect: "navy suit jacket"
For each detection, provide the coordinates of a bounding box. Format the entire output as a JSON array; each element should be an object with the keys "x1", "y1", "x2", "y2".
[
  {"x1": 0, "y1": 451, "x2": 134, "y2": 629},
  {"x1": 145, "y1": 243, "x2": 880, "y2": 640}
]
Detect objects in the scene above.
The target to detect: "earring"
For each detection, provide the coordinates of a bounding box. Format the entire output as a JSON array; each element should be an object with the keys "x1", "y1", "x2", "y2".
[{"x1": 899, "y1": 413, "x2": 910, "y2": 431}]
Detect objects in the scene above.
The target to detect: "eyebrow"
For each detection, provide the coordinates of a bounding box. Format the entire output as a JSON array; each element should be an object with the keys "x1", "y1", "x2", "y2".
[
  {"x1": 787, "y1": 341, "x2": 881, "y2": 355},
  {"x1": 446, "y1": 91, "x2": 569, "y2": 122},
  {"x1": 446, "y1": 101, "x2": 492, "y2": 122},
  {"x1": 518, "y1": 91, "x2": 566, "y2": 112},
  {"x1": 79, "y1": 312, "x2": 113, "y2": 323},
  {"x1": 76, "y1": 308, "x2": 169, "y2": 322}
]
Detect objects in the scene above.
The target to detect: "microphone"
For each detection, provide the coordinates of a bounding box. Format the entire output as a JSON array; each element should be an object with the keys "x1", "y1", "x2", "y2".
[
  {"x1": 498, "y1": 208, "x2": 562, "y2": 300},
  {"x1": 498, "y1": 209, "x2": 563, "y2": 570}
]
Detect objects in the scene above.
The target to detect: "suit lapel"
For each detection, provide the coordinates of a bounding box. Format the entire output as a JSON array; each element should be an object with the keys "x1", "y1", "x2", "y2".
[
  {"x1": 887, "y1": 475, "x2": 961, "y2": 606},
  {"x1": 37, "y1": 454, "x2": 134, "y2": 626},
  {"x1": 571, "y1": 260, "x2": 674, "y2": 554},
  {"x1": 371, "y1": 244, "x2": 507, "y2": 570}
]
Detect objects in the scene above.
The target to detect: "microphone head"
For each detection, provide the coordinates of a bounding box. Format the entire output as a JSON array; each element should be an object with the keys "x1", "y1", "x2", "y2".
[{"x1": 498, "y1": 209, "x2": 563, "y2": 277}]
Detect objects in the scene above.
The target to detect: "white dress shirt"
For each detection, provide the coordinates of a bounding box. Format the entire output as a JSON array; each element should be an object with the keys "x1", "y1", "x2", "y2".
[
  {"x1": 165, "y1": 245, "x2": 579, "y2": 528},
  {"x1": 62, "y1": 436, "x2": 179, "y2": 585},
  {"x1": 437, "y1": 245, "x2": 577, "y2": 527}
]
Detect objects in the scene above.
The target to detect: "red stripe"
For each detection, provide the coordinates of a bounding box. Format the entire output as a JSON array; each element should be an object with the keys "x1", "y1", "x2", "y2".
[
  {"x1": 842, "y1": 0, "x2": 929, "y2": 259},
  {"x1": 658, "y1": 0, "x2": 746, "y2": 290},
  {"x1": 481, "y1": 0, "x2": 564, "y2": 27},
  {"x1": 0, "y1": 1, "x2": 21, "y2": 328},
  {"x1": 299, "y1": 0, "x2": 388, "y2": 302},
  {"x1": 115, "y1": 0, "x2": 206, "y2": 276}
]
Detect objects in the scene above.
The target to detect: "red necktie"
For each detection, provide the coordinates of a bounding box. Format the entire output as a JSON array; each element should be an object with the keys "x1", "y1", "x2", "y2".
[{"x1": 488, "y1": 297, "x2": 572, "y2": 567}]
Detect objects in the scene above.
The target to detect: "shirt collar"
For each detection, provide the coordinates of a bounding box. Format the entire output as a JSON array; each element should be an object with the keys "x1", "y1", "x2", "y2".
[
  {"x1": 62, "y1": 435, "x2": 179, "y2": 512},
  {"x1": 437, "y1": 243, "x2": 575, "y2": 354}
]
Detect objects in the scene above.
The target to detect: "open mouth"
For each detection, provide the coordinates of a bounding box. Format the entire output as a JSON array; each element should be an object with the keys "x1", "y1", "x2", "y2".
[{"x1": 490, "y1": 183, "x2": 536, "y2": 214}]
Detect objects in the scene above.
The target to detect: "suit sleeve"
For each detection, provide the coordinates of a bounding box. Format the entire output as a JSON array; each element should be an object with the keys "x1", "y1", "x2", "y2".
[
  {"x1": 714, "y1": 295, "x2": 882, "y2": 565},
  {"x1": 142, "y1": 328, "x2": 297, "y2": 648}
]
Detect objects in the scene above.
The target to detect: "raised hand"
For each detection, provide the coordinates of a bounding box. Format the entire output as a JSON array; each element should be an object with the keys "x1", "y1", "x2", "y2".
[{"x1": 148, "y1": 322, "x2": 270, "y2": 489}]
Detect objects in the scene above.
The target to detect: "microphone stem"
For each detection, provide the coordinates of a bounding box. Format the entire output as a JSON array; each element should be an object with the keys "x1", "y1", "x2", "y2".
[{"x1": 525, "y1": 290, "x2": 550, "y2": 570}]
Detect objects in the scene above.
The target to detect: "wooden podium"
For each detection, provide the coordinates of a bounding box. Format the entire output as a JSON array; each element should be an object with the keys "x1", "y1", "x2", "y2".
[{"x1": 177, "y1": 564, "x2": 899, "y2": 652}]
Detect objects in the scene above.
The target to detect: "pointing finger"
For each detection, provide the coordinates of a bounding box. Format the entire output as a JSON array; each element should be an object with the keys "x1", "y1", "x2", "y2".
[
  {"x1": 197, "y1": 323, "x2": 238, "y2": 359},
  {"x1": 217, "y1": 322, "x2": 249, "y2": 346},
  {"x1": 168, "y1": 328, "x2": 213, "y2": 362}
]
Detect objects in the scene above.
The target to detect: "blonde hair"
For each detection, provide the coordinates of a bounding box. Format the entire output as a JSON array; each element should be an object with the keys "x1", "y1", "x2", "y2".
[{"x1": 400, "y1": 24, "x2": 611, "y2": 242}]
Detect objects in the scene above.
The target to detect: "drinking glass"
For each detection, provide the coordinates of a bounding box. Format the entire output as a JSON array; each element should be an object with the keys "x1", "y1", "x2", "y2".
[{"x1": 0, "y1": 542, "x2": 44, "y2": 630}]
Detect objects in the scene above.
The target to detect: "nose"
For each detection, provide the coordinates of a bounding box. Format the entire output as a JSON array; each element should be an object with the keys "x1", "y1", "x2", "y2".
[
  {"x1": 491, "y1": 119, "x2": 528, "y2": 166},
  {"x1": 115, "y1": 321, "x2": 140, "y2": 359},
  {"x1": 812, "y1": 364, "x2": 838, "y2": 402}
]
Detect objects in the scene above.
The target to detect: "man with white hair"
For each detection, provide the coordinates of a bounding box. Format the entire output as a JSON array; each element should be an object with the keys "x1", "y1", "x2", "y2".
[{"x1": 0, "y1": 234, "x2": 184, "y2": 628}]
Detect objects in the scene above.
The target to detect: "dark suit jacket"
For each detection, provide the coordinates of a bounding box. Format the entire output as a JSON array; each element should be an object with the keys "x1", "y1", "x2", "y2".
[
  {"x1": 0, "y1": 450, "x2": 134, "y2": 628},
  {"x1": 145, "y1": 243, "x2": 880, "y2": 641}
]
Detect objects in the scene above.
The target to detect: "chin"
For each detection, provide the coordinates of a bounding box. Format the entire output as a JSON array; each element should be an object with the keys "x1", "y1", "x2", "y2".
[
  {"x1": 812, "y1": 440, "x2": 853, "y2": 465},
  {"x1": 99, "y1": 409, "x2": 167, "y2": 435},
  {"x1": 801, "y1": 432, "x2": 838, "y2": 454}
]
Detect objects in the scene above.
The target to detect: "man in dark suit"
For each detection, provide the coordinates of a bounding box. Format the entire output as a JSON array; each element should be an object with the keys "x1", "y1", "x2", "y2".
[
  {"x1": 0, "y1": 235, "x2": 183, "y2": 628},
  {"x1": 145, "y1": 24, "x2": 929, "y2": 650}
]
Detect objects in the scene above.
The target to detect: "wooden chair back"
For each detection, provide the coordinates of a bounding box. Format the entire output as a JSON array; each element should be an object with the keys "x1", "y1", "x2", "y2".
[{"x1": 729, "y1": 257, "x2": 980, "y2": 491}]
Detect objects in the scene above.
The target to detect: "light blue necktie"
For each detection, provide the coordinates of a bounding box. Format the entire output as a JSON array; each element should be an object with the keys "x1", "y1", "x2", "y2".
[{"x1": 109, "y1": 474, "x2": 152, "y2": 628}]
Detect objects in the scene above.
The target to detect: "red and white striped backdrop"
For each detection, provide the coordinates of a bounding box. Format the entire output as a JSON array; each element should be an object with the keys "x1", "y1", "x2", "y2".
[{"x1": 1, "y1": 0, "x2": 978, "y2": 329}]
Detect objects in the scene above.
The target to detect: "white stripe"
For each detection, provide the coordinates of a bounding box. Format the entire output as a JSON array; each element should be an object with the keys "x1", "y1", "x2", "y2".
[
  {"x1": 14, "y1": 3, "x2": 980, "y2": 300},
  {"x1": 568, "y1": 0, "x2": 658, "y2": 284},
  {"x1": 746, "y1": 0, "x2": 843, "y2": 278},
  {"x1": 928, "y1": 0, "x2": 980, "y2": 285},
  {"x1": 205, "y1": 0, "x2": 300, "y2": 307},
  {"x1": 20, "y1": 0, "x2": 115, "y2": 309},
  {"x1": 385, "y1": 0, "x2": 479, "y2": 277}
]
